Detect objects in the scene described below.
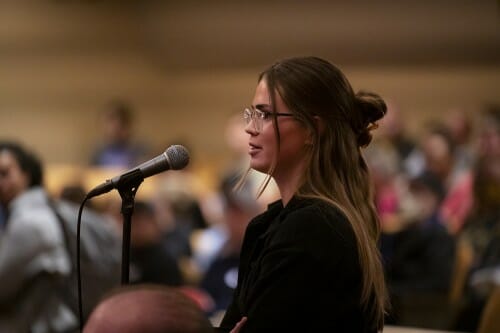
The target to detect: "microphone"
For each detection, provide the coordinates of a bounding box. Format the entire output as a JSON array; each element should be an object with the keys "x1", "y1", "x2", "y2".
[{"x1": 87, "y1": 145, "x2": 190, "y2": 198}]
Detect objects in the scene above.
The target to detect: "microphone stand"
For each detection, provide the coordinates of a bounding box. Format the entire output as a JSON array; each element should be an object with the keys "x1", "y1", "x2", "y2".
[{"x1": 115, "y1": 169, "x2": 144, "y2": 284}]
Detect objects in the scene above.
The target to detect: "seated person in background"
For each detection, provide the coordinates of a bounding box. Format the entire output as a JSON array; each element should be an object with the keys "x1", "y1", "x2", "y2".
[
  {"x1": 55, "y1": 186, "x2": 122, "y2": 321},
  {"x1": 384, "y1": 171, "x2": 456, "y2": 328},
  {"x1": 84, "y1": 284, "x2": 214, "y2": 333},
  {"x1": 90, "y1": 100, "x2": 151, "y2": 168},
  {"x1": 200, "y1": 172, "x2": 261, "y2": 316},
  {"x1": 0, "y1": 141, "x2": 76, "y2": 332},
  {"x1": 129, "y1": 200, "x2": 183, "y2": 286},
  {"x1": 152, "y1": 184, "x2": 203, "y2": 263},
  {"x1": 59, "y1": 183, "x2": 87, "y2": 206},
  {"x1": 420, "y1": 124, "x2": 474, "y2": 234}
]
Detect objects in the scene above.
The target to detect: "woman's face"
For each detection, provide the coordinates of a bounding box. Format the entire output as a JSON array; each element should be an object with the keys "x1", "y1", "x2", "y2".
[{"x1": 245, "y1": 79, "x2": 310, "y2": 181}]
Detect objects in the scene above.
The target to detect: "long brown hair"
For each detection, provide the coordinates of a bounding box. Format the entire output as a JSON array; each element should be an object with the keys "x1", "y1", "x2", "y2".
[{"x1": 251, "y1": 56, "x2": 389, "y2": 329}]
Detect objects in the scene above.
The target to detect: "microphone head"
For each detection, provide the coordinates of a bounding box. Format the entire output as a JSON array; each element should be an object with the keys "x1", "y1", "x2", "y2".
[{"x1": 165, "y1": 145, "x2": 190, "y2": 170}]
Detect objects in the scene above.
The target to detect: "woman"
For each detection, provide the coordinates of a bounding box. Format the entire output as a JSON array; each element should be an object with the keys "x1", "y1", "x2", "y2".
[{"x1": 218, "y1": 57, "x2": 389, "y2": 332}]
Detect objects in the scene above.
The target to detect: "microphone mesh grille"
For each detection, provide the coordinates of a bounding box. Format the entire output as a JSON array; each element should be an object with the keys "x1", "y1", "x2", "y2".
[{"x1": 166, "y1": 145, "x2": 190, "y2": 170}]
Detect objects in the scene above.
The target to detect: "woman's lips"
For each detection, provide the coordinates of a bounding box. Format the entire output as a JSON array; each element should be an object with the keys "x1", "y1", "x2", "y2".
[{"x1": 249, "y1": 143, "x2": 261, "y2": 155}]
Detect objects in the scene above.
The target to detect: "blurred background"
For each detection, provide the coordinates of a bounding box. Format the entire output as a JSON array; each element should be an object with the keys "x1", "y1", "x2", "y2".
[
  {"x1": 0, "y1": 1, "x2": 499, "y2": 331},
  {"x1": 1, "y1": 0, "x2": 498, "y2": 169}
]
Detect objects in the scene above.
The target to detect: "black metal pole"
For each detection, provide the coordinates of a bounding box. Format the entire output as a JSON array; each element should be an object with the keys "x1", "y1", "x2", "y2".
[
  {"x1": 116, "y1": 169, "x2": 144, "y2": 285},
  {"x1": 120, "y1": 199, "x2": 134, "y2": 284}
]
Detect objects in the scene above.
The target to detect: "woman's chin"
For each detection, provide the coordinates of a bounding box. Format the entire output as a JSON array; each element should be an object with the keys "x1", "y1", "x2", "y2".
[{"x1": 249, "y1": 161, "x2": 269, "y2": 174}]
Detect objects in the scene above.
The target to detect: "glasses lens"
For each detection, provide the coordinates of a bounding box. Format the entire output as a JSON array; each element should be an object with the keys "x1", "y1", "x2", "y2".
[
  {"x1": 243, "y1": 107, "x2": 262, "y2": 132},
  {"x1": 243, "y1": 108, "x2": 252, "y2": 124}
]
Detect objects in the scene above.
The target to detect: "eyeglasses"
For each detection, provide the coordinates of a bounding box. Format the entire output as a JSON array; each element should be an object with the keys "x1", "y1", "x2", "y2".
[{"x1": 243, "y1": 107, "x2": 295, "y2": 132}]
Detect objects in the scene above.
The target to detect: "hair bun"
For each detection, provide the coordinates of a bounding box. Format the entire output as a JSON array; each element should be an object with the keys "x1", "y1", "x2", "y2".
[{"x1": 354, "y1": 91, "x2": 387, "y2": 147}]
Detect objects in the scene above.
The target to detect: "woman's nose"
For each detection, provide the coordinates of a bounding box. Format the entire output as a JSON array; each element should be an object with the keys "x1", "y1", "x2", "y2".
[{"x1": 244, "y1": 119, "x2": 259, "y2": 135}]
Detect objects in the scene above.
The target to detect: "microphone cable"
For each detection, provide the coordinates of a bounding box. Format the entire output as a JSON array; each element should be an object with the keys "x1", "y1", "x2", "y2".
[{"x1": 76, "y1": 195, "x2": 90, "y2": 332}]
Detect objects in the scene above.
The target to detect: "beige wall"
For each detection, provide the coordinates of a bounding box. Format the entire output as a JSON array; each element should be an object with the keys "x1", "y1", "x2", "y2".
[{"x1": 1, "y1": 0, "x2": 499, "y2": 175}]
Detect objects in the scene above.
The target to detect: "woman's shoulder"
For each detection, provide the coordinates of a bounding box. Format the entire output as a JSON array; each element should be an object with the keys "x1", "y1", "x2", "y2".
[
  {"x1": 286, "y1": 197, "x2": 349, "y2": 226},
  {"x1": 278, "y1": 197, "x2": 357, "y2": 249}
]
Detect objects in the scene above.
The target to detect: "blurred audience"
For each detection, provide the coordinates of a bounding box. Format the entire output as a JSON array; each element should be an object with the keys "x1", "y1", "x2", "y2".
[
  {"x1": 365, "y1": 141, "x2": 406, "y2": 235},
  {"x1": 376, "y1": 100, "x2": 423, "y2": 177},
  {"x1": 5, "y1": 100, "x2": 498, "y2": 332},
  {"x1": 129, "y1": 200, "x2": 183, "y2": 286},
  {"x1": 384, "y1": 171, "x2": 456, "y2": 328},
  {"x1": 199, "y1": 171, "x2": 261, "y2": 316},
  {"x1": 452, "y1": 105, "x2": 500, "y2": 332},
  {"x1": 444, "y1": 109, "x2": 476, "y2": 173},
  {"x1": 90, "y1": 100, "x2": 151, "y2": 168},
  {"x1": 59, "y1": 183, "x2": 87, "y2": 205},
  {"x1": 152, "y1": 183, "x2": 196, "y2": 263},
  {"x1": 368, "y1": 102, "x2": 482, "y2": 329},
  {"x1": 54, "y1": 195, "x2": 122, "y2": 323},
  {"x1": 419, "y1": 124, "x2": 474, "y2": 234}
]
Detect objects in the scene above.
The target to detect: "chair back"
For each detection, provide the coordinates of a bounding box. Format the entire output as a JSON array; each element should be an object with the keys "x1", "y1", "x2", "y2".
[{"x1": 477, "y1": 286, "x2": 500, "y2": 333}]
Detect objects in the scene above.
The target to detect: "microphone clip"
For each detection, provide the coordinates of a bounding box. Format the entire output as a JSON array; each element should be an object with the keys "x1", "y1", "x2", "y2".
[{"x1": 115, "y1": 168, "x2": 144, "y2": 209}]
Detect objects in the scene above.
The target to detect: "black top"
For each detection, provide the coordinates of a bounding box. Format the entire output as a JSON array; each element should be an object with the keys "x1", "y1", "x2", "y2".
[{"x1": 218, "y1": 197, "x2": 377, "y2": 332}]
